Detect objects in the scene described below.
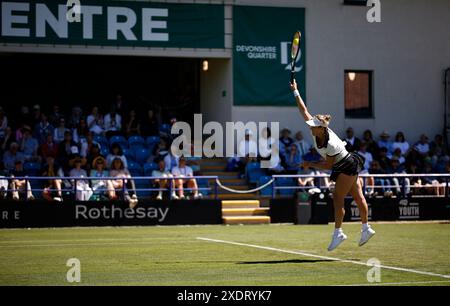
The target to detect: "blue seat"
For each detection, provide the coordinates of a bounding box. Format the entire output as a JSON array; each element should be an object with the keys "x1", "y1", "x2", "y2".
[
  {"x1": 135, "y1": 180, "x2": 153, "y2": 198},
  {"x1": 159, "y1": 124, "x2": 171, "y2": 134},
  {"x1": 127, "y1": 161, "x2": 142, "y2": 176},
  {"x1": 277, "y1": 177, "x2": 296, "y2": 196},
  {"x1": 93, "y1": 135, "x2": 108, "y2": 146},
  {"x1": 109, "y1": 136, "x2": 128, "y2": 148},
  {"x1": 246, "y1": 162, "x2": 267, "y2": 184},
  {"x1": 122, "y1": 147, "x2": 136, "y2": 162},
  {"x1": 100, "y1": 146, "x2": 110, "y2": 157},
  {"x1": 146, "y1": 136, "x2": 160, "y2": 147},
  {"x1": 23, "y1": 162, "x2": 41, "y2": 176},
  {"x1": 143, "y1": 163, "x2": 159, "y2": 176},
  {"x1": 259, "y1": 176, "x2": 273, "y2": 196},
  {"x1": 128, "y1": 136, "x2": 145, "y2": 148},
  {"x1": 134, "y1": 148, "x2": 151, "y2": 165},
  {"x1": 196, "y1": 178, "x2": 210, "y2": 196}
]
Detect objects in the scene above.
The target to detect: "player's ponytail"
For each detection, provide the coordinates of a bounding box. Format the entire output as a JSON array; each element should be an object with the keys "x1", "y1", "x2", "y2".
[{"x1": 315, "y1": 114, "x2": 332, "y2": 127}]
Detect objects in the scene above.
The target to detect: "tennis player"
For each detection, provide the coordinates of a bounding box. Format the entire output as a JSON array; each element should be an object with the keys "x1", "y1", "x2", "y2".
[{"x1": 290, "y1": 79, "x2": 375, "y2": 251}]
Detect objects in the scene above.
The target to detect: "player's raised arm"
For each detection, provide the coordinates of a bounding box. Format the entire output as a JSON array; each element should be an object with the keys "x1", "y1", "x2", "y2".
[{"x1": 290, "y1": 79, "x2": 313, "y2": 122}]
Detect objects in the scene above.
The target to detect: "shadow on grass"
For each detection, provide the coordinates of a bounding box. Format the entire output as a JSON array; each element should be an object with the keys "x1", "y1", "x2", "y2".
[{"x1": 237, "y1": 259, "x2": 334, "y2": 265}]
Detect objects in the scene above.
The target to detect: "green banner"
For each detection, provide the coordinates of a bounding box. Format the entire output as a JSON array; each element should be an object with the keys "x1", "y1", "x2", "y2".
[
  {"x1": 0, "y1": 0, "x2": 224, "y2": 48},
  {"x1": 233, "y1": 6, "x2": 306, "y2": 106}
]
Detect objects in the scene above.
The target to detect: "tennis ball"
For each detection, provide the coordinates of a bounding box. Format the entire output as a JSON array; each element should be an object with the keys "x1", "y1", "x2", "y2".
[{"x1": 293, "y1": 38, "x2": 300, "y2": 45}]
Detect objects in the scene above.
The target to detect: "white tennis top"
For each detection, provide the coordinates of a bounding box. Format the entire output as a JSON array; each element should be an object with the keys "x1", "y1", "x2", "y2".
[{"x1": 311, "y1": 128, "x2": 349, "y2": 164}]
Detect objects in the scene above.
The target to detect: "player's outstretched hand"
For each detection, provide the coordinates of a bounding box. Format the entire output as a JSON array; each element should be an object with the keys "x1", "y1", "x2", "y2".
[{"x1": 290, "y1": 79, "x2": 298, "y2": 91}]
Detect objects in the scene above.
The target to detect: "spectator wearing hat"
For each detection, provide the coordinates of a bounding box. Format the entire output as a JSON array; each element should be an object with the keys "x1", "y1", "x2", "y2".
[
  {"x1": 171, "y1": 156, "x2": 202, "y2": 199},
  {"x1": 41, "y1": 156, "x2": 63, "y2": 202},
  {"x1": 90, "y1": 156, "x2": 116, "y2": 200},
  {"x1": 378, "y1": 131, "x2": 393, "y2": 154},
  {"x1": 344, "y1": 127, "x2": 362, "y2": 153},
  {"x1": 33, "y1": 113, "x2": 54, "y2": 145},
  {"x1": 69, "y1": 157, "x2": 92, "y2": 201},
  {"x1": 20, "y1": 126, "x2": 39, "y2": 163},
  {"x1": 392, "y1": 132, "x2": 410, "y2": 156},
  {"x1": 3, "y1": 142, "x2": 25, "y2": 172},
  {"x1": 10, "y1": 160, "x2": 34, "y2": 201}
]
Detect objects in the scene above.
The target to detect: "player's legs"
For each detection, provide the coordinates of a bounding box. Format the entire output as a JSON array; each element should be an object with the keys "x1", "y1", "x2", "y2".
[{"x1": 349, "y1": 178, "x2": 376, "y2": 246}]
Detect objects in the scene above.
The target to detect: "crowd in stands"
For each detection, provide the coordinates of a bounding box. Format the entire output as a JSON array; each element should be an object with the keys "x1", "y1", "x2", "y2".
[
  {"x1": 0, "y1": 96, "x2": 202, "y2": 203},
  {"x1": 233, "y1": 127, "x2": 450, "y2": 197}
]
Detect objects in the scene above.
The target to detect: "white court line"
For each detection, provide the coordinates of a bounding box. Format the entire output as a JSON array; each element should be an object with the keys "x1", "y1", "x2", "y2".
[
  {"x1": 0, "y1": 240, "x2": 196, "y2": 248},
  {"x1": 197, "y1": 237, "x2": 450, "y2": 280},
  {"x1": 338, "y1": 280, "x2": 450, "y2": 286}
]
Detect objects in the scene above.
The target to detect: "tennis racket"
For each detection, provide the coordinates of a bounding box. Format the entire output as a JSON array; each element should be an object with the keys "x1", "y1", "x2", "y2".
[{"x1": 290, "y1": 31, "x2": 301, "y2": 84}]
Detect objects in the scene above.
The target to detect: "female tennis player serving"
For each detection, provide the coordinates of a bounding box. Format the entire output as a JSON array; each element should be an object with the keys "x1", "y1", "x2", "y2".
[{"x1": 290, "y1": 79, "x2": 375, "y2": 251}]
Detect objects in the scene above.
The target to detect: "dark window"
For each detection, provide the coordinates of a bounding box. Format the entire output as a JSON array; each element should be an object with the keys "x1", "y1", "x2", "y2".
[
  {"x1": 345, "y1": 70, "x2": 373, "y2": 118},
  {"x1": 343, "y1": 0, "x2": 368, "y2": 5}
]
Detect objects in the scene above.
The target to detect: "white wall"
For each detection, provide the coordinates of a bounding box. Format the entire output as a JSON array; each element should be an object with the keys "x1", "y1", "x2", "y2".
[{"x1": 229, "y1": 0, "x2": 450, "y2": 144}]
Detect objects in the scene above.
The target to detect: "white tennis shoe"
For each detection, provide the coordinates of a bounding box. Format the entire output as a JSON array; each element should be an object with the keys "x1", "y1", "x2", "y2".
[
  {"x1": 359, "y1": 227, "x2": 376, "y2": 246},
  {"x1": 327, "y1": 231, "x2": 347, "y2": 252}
]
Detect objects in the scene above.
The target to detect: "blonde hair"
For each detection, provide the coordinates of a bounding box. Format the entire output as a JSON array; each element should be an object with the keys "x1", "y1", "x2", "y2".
[{"x1": 315, "y1": 114, "x2": 332, "y2": 127}]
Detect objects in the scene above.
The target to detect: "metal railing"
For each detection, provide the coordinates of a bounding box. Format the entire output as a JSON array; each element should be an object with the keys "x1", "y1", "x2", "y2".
[
  {"x1": 271, "y1": 174, "x2": 450, "y2": 199},
  {"x1": 0, "y1": 176, "x2": 219, "y2": 201}
]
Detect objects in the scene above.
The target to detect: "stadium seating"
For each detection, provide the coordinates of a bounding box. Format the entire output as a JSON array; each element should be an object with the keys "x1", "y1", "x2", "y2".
[
  {"x1": 128, "y1": 136, "x2": 145, "y2": 150},
  {"x1": 146, "y1": 136, "x2": 160, "y2": 147},
  {"x1": 134, "y1": 148, "x2": 151, "y2": 165},
  {"x1": 159, "y1": 124, "x2": 171, "y2": 135},
  {"x1": 143, "y1": 162, "x2": 159, "y2": 176},
  {"x1": 109, "y1": 136, "x2": 128, "y2": 149},
  {"x1": 246, "y1": 162, "x2": 266, "y2": 184},
  {"x1": 23, "y1": 162, "x2": 41, "y2": 176},
  {"x1": 127, "y1": 161, "x2": 143, "y2": 176},
  {"x1": 122, "y1": 147, "x2": 135, "y2": 162},
  {"x1": 276, "y1": 177, "x2": 297, "y2": 196},
  {"x1": 259, "y1": 176, "x2": 273, "y2": 196}
]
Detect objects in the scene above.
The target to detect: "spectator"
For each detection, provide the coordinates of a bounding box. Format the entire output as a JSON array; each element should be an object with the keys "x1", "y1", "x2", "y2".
[
  {"x1": 68, "y1": 106, "x2": 83, "y2": 129},
  {"x1": 260, "y1": 127, "x2": 282, "y2": 172},
  {"x1": 57, "y1": 131, "x2": 77, "y2": 169},
  {"x1": 110, "y1": 157, "x2": 138, "y2": 207},
  {"x1": 392, "y1": 132, "x2": 410, "y2": 156},
  {"x1": 377, "y1": 147, "x2": 391, "y2": 171},
  {"x1": 106, "y1": 143, "x2": 128, "y2": 169},
  {"x1": 81, "y1": 132, "x2": 99, "y2": 158},
  {"x1": 86, "y1": 142, "x2": 103, "y2": 171},
  {"x1": 0, "y1": 107, "x2": 8, "y2": 141},
  {"x1": 86, "y1": 106, "x2": 104, "y2": 135},
  {"x1": 172, "y1": 157, "x2": 202, "y2": 199},
  {"x1": 152, "y1": 159, "x2": 177, "y2": 200},
  {"x1": 279, "y1": 128, "x2": 294, "y2": 156},
  {"x1": 367, "y1": 160, "x2": 390, "y2": 196},
  {"x1": 357, "y1": 142, "x2": 373, "y2": 172},
  {"x1": 303, "y1": 147, "x2": 322, "y2": 163},
  {"x1": 1, "y1": 127, "x2": 16, "y2": 154},
  {"x1": 164, "y1": 150, "x2": 179, "y2": 172},
  {"x1": 3, "y1": 142, "x2": 25, "y2": 172},
  {"x1": 32, "y1": 104, "x2": 42, "y2": 128},
  {"x1": 388, "y1": 156, "x2": 410, "y2": 195},
  {"x1": 53, "y1": 118, "x2": 70, "y2": 144},
  {"x1": 48, "y1": 105, "x2": 63, "y2": 127},
  {"x1": 33, "y1": 113, "x2": 54, "y2": 145},
  {"x1": 69, "y1": 157, "x2": 92, "y2": 201},
  {"x1": 294, "y1": 131, "x2": 310, "y2": 158},
  {"x1": 18, "y1": 106, "x2": 32, "y2": 129},
  {"x1": 421, "y1": 162, "x2": 443, "y2": 196},
  {"x1": 104, "y1": 107, "x2": 122, "y2": 138},
  {"x1": 390, "y1": 148, "x2": 406, "y2": 165},
  {"x1": 430, "y1": 134, "x2": 448, "y2": 157},
  {"x1": 140, "y1": 109, "x2": 159, "y2": 137},
  {"x1": 414, "y1": 134, "x2": 430, "y2": 157},
  {"x1": 125, "y1": 109, "x2": 141, "y2": 137},
  {"x1": 20, "y1": 126, "x2": 39, "y2": 162},
  {"x1": 344, "y1": 127, "x2": 361, "y2": 153},
  {"x1": 298, "y1": 166, "x2": 316, "y2": 192},
  {"x1": 378, "y1": 131, "x2": 393, "y2": 153},
  {"x1": 362, "y1": 129, "x2": 379, "y2": 157},
  {"x1": 285, "y1": 144, "x2": 302, "y2": 173},
  {"x1": 114, "y1": 94, "x2": 127, "y2": 118},
  {"x1": 10, "y1": 160, "x2": 34, "y2": 200},
  {"x1": 39, "y1": 135, "x2": 58, "y2": 160},
  {"x1": 41, "y1": 156, "x2": 63, "y2": 202},
  {"x1": 238, "y1": 129, "x2": 258, "y2": 175},
  {"x1": 90, "y1": 156, "x2": 116, "y2": 200},
  {"x1": 152, "y1": 138, "x2": 169, "y2": 162},
  {"x1": 73, "y1": 118, "x2": 89, "y2": 145}
]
